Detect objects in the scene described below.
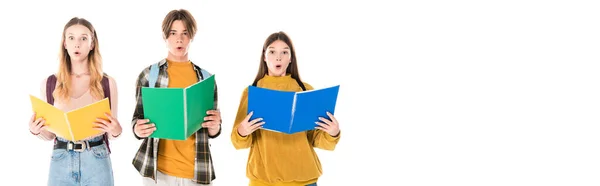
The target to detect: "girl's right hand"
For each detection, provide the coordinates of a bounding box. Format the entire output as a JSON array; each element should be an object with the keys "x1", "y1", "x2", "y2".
[
  {"x1": 134, "y1": 119, "x2": 156, "y2": 138},
  {"x1": 237, "y1": 111, "x2": 265, "y2": 137},
  {"x1": 29, "y1": 113, "x2": 47, "y2": 135}
]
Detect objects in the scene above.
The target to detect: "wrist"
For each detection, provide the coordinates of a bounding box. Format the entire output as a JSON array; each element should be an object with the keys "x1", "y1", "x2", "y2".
[
  {"x1": 330, "y1": 130, "x2": 340, "y2": 137},
  {"x1": 237, "y1": 129, "x2": 247, "y2": 137},
  {"x1": 111, "y1": 131, "x2": 122, "y2": 138},
  {"x1": 30, "y1": 130, "x2": 40, "y2": 136}
]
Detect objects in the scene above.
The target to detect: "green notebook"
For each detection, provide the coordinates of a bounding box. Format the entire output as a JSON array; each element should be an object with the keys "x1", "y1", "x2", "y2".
[{"x1": 141, "y1": 75, "x2": 215, "y2": 140}]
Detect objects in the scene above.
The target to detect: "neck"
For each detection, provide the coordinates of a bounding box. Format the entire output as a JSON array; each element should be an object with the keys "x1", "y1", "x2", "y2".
[
  {"x1": 167, "y1": 53, "x2": 189, "y2": 63},
  {"x1": 70, "y1": 58, "x2": 89, "y2": 74}
]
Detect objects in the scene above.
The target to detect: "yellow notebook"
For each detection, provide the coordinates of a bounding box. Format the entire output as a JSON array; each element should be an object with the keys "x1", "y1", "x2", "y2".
[{"x1": 29, "y1": 95, "x2": 111, "y2": 141}]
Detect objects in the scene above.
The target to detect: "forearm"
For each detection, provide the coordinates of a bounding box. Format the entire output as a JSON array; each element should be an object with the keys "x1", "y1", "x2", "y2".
[
  {"x1": 231, "y1": 125, "x2": 253, "y2": 149},
  {"x1": 310, "y1": 130, "x2": 341, "y2": 150},
  {"x1": 36, "y1": 130, "x2": 55, "y2": 141}
]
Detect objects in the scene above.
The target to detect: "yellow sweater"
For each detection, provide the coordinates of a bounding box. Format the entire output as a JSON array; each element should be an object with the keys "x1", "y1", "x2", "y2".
[{"x1": 231, "y1": 74, "x2": 341, "y2": 186}]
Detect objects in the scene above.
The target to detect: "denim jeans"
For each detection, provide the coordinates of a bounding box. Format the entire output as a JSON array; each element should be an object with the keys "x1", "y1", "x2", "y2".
[{"x1": 47, "y1": 136, "x2": 114, "y2": 186}]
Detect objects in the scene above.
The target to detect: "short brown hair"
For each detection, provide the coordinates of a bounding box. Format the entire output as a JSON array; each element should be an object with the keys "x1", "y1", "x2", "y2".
[{"x1": 162, "y1": 9, "x2": 197, "y2": 39}]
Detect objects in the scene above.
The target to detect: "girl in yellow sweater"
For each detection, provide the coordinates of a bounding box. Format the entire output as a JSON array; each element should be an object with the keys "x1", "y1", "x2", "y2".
[{"x1": 231, "y1": 31, "x2": 341, "y2": 186}]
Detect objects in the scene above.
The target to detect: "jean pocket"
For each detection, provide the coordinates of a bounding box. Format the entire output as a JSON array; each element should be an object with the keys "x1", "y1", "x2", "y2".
[
  {"x1": 51, "y1": 149, "x2": 68, "y2": 161},
  {"x1": 91, "y1": 145, "x2": 109, "y2": 159}
]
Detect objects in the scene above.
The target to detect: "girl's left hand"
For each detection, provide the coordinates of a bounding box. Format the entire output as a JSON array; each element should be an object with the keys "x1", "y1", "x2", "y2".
[
  {"x1": 94, "y1": 113, "x2": 122, "y2": 137},
  {"x1": 316, "y1": 112, "x2": 340, "y2": 137}
]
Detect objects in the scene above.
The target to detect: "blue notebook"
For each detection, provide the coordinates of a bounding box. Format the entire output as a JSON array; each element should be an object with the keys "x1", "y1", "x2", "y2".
[{"x1": 248, "y1": 85, "x2": 340, "y2": 134}]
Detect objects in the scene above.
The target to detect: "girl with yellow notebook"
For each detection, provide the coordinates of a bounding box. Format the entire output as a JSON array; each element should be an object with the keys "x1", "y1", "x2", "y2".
[{"x1": 27, "y1": 17, "x2": 122, "y2": 186}]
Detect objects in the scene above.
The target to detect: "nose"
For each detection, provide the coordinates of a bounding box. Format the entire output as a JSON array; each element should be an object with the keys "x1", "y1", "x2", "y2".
[{"x1": 176, "y1": 35, "x2": 183, "y2": 43}]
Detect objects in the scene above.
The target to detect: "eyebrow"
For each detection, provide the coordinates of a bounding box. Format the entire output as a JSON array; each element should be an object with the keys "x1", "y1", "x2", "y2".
[
  {"x1": 169, "y1": 29, "x2": 188, "y2": 32},
  {"x1": 66, "y1": 33, "x2": 89, "y2": 36},
  {"x1": 268, "y1": 47, "x2": 290, "y2": 49}
]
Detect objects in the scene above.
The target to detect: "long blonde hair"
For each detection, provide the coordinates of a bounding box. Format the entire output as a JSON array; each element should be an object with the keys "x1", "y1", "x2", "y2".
[{"x1": 54, "y1": 17, "x2": 104, "y2": 102}]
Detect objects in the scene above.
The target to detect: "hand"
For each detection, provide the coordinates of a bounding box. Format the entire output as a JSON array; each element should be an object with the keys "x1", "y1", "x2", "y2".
[
  {"x1": 29, "y1": 113, "x2": 47, "y2": 135},
  {"x1": 94, "y1": 113, "x2": 123, "y2": 137},
  {"x1": 202, "y1": 109, "x2": 222, "y2": 135},
  {"x1": 133, "y1": 119, "x2": 156, "y2": 138},
  {"x1": 315, "y1": 112, "x2": 340, "y2": 136},
  {"x1": 237, "y1": 111, "x2": 265, "y2": 137}
]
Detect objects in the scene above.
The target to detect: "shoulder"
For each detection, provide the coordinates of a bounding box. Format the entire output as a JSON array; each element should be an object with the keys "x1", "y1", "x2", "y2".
[
  {"x1": 40, "y1": 74, "x2": 57, "y2": 88},
  {"x1": 137, "y1": 59, "x2": 165, "y2": 81},
  {"x1": 191, "y1": 62, "x2": 213, "y2": 76},
  {"x1": 103, "y1": 74, "x2": 117, "y2": 86},
  {"x1": 242, "y1": 86, "x2": 249, "y2": 94}
]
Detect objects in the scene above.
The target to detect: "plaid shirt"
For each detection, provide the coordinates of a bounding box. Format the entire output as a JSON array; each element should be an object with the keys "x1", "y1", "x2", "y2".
[{"x1": 131, "y1": 59, "x2": 220, "y2": 184}]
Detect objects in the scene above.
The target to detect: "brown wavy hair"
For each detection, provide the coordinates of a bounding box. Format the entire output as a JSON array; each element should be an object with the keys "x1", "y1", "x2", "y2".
[{"x1": 252, "y1": 31, "x2": 301, "y2": 85}]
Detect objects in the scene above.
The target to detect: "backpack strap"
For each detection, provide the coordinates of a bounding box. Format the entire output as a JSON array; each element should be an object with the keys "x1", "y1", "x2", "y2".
[
  {"x1": 199, "y1": 68, "x2": 211, "y2": 80},
  {"x1": 100, "y1": 75, "x2": 112, "y2": 154},
  {"x1": 148, "y1": 62, "x2": 160, "y2": 88},
  {"x1": 251, "y1": 76, "x2": 306, "y2": 91},
  {"x1": 46, "y1": 75, "x2": 57, "y2": 105}
]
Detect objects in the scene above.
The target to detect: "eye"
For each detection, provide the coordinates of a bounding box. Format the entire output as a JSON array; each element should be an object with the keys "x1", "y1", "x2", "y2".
[
  {"x1": 269, "y1": 51, "x2": 275, "y2": 54},
  {"x1": 68, "y1": 36, "x2": 74, "y2": 40},
  {"x1": 183, "y1": 32, "x2": 188, "y2": 35},
  {"x1": 171, "y1": 32, "x2": 176, "y2": 35},
  {"x1": 283, "y1": 51, "x2": 289, "y2": 55},
  {"x1": 82, "y1": 37, "x2": 87, "y2": 41}
]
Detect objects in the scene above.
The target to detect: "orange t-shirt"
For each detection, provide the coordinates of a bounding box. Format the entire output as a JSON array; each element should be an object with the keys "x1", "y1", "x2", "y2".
[{"x1": 157, "y1": 60, "x2": 198, "y2": 179}]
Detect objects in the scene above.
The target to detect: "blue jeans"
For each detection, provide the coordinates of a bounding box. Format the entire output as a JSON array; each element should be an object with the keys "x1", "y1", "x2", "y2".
[{"x1": 48, "y1": 136, "x2": 114, "y2": 186}]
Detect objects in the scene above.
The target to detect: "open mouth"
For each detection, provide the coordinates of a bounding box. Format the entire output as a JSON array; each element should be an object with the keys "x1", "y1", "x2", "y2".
[
  {"x1": 177, "y1": 47, "x2": 183, "y2": 50},
  {"x1": 275, "y1": 64, "x2": 282, "y2": 69},
  {"x1": 74, "y1": 51, "x2": 80, "y2": 55}
]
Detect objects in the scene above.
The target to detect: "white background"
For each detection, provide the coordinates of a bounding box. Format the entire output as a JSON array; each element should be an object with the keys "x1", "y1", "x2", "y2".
[{"x1": 0, "y1": 0, "x2": 599, "y2": 185}]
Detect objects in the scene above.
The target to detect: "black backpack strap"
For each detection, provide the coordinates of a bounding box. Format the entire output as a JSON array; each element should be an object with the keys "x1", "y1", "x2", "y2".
[
  {"x1": 46, "y1": 75, "x2": 57, "y2": 105},
  {"x1": 45, "y1": 75, "x2": 57, "y2": 144},
  {"x1": 101, "y1": 75, "x2": 112, "y2": 154},
  {"x1": 101, "y1": 75, "x2": 111, "y2": 108}
]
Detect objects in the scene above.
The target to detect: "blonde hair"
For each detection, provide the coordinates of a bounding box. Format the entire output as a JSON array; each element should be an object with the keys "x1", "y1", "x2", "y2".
[{"x1": 54, "y1": 17, "x2": 104, "y2": 102}]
